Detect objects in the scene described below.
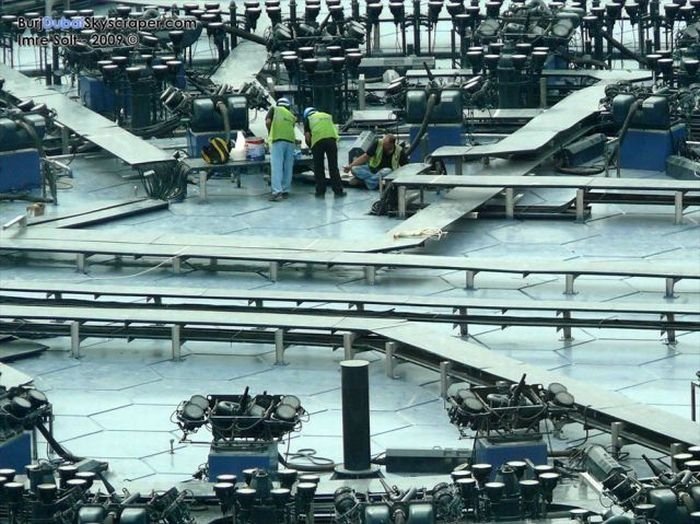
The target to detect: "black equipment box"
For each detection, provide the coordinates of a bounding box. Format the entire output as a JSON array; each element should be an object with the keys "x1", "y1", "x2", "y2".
[{"x1": 385, "y1": 448, "x2": 471, "y2": 473}]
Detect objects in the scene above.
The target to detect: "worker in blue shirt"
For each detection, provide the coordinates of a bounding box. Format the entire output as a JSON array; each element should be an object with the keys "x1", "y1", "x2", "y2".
[
  {"x1": 265, "y1": 97, "x2": 297, "y2": 202},
  {"x1": 303, "y1": 107, "x2": 346, "y2": 198}
]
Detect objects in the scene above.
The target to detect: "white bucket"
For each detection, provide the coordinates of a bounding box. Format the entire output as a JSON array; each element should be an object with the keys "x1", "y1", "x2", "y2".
[{"x1": 245, "y1": 137, "x2": 266, "y2": 161}]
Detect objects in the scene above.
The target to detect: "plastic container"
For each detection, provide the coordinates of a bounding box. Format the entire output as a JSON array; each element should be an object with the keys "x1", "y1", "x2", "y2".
[
  {"x1": 245, "y1": 137, "x2": 266, "y2": 161},
  {"x1": 231, "y1": 131, "x2": 247, "y2": 161}
]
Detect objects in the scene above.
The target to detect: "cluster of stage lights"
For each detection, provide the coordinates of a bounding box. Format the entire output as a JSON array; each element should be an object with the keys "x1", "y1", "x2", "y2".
[
  {"x1": 177, "y1": 391, "x2": 305, "y2": 441},
  {"x1": 281, "y1": 45, "x2": 363, "y2": 76}
]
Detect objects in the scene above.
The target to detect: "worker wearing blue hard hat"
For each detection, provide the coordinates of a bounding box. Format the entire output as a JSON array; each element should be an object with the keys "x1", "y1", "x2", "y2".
[
  {"x1": 303, "y1": 107, "x2": 346, "y2": 198},
  {"x1": 265, "y1": 97, "x2": 297, "y2": 201}
]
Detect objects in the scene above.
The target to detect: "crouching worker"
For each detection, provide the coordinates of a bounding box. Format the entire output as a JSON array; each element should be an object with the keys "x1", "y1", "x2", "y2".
[
  {"x1": 342, "y1": 133, "x2": 408, "y2": 190},
  {"x1": 303, "y1": 107, "x2": 346, "y2": 198}
]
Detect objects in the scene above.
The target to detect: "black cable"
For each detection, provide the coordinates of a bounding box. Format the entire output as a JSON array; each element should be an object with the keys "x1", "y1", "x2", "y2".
[
  {"x1": 404, "y1": 91, "x2": 438, "y2": 159},
  {"x1": 278, "y1": 449, "x2": 337, "y2": 472},
  {"x1": 556, "y1": 159, "x2": 606, "y2": 175},
  {"x1": 35, "y1": 421, "x2": 84, "y2": 463}
]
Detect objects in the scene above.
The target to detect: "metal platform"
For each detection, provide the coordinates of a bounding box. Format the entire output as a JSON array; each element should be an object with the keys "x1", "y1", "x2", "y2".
[
  {"x1": 0, "y1": 64, "x2": 172, "y2": 166},
  {"x1": 373, "y1": 322, "x2": 700, "y2": 453},
  {"x1": 393, "y1": 174, "x2": 700, "y2": 222},
  {"x1": 2, "y1": 280, "x2": 697, "y2": 342},
  {"x1": 0, "y1": 301, "x2": 696, "y2": 453},
  {"x1": 2, "y1": 222, "x2": 426, "y2": 253},
  {"x1": 386, "y1": 69, "x2": 653, "y2": 241},
  {"x1": 27, "y1": 199, "x2": 168, "y2": 229},
  {"x1": 1, "y1": 233, "x2": 697, "y2": 295}
]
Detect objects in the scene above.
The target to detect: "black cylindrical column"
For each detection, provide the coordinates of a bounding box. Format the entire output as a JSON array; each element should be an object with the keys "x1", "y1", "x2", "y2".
[
  {"x1": 334, "y1": 360, "x2": 380, "y2": 478},
  {"x1": 341, "y1": 360, "x2": 370, "y2": 470}
]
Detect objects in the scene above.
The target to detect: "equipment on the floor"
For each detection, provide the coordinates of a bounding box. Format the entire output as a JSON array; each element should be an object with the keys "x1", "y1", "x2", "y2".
[
  {"x1": 406, "y1": 87, "x2": 463, "y2": 162},
  {"x1": 186, "y1": 95, "x2": 249, "y2": 157},
  {"x1": 666, "y1": 155, "x2": 700, "y2": 180},
  {"x1": 174, "y1": 388, "x2": 305, "y2": 481},
  {"x1": 76, "y1": 53, "x2": 187, "y2": 131},
  {"x1": 0, "y1": 114, "x2": 46, "y2": 193},
  {"x1": 613, "y1": 94, "x2": 687, "y2": 171},
  {"x1": 348, "y1": 130, "x2": 377, "y2": 164},
  {"x1": 0, "y1": 384, "x2": 51, "y2": 469},
  {"x1": 446, "y1": 376, "x2": 575, "y2": 472},
  {"x1": 213, "y1": 467, "x2": 315, "y2": 524},
  {"x1": 583, "y1": 444, "x2": 700, "y2": 524},
  {"x1": 446, "y1": 376, "x2": 576, "y2": 439},
  {"x1": 384, "y1": 448, "x2": 472, "y2": 474}
]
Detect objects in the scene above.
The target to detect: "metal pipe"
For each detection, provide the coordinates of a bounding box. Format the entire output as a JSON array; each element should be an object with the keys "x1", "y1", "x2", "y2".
[
  {"x1": 413, "y1": 0, "x2": 421, "y2": 55},
  {"x1": 598, "y1": 31, "x2": 647, "y2": 66},
  {"x1": 44, "y1": 158, "x2": 73, "y2": 179},
  {"x1": 229, "y1": 2, "x2": 238, "y2": 49},
  {"x1": 223, "y1": 25, "x2": 269, "y2": 46}
]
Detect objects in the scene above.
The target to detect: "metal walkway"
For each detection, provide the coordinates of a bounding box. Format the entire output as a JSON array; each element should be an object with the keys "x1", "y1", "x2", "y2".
[
  {"x1": 1, "y1": 302, "x2": 696, "y2": 453},
  {"x1": 1, "y1": 235, "x2": 698, "y2": 295},
  {"x1": 373, "y1": 322, "x2": 699, "y2": 455},
  {"x1": 3, "y1": 224, "x2": 425, "y2": 253},
  {"x1": 2, "y1": 280, "x2": 697, "y2": 342},
  {"x1": 393, "y1": 174, "x2": 700, "y2": 221},
  {"x1": 391, "y1": 69, "x2": 652, "y2": 239},
  {"x1": 0, "y1": 64, "x2": 172, "y2": 166}
]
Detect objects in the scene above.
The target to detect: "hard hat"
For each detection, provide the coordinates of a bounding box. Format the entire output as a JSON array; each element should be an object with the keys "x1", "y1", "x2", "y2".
[
  {"x1": 276, "y1": 97, "x2": 291, "y2": 107},
  {"x1": 303, "y1": 107, "x2": 317, "y2": 119}
]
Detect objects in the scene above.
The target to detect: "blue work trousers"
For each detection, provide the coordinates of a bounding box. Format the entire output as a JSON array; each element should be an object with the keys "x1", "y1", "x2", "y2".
[
  {"x1": 270, "y1": 140, "x2": 295, "y2": 194},
  {"x1": 351, "y1": 165, "x2": 392, "y2": 190}
]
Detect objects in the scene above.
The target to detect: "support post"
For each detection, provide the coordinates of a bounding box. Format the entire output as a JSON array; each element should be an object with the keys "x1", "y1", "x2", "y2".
[
  {"x1": 171, "y1": 324, "x2": 182, "y2": 360},
  {"x1": 364, "y1": 266, "x2": 376, "y2": 286},
  {"x1": 210, "y1": 257, "x2": 218, "y2": 271},
  {"x1": 76, "y1": 253, "x2": 86, "y2": 273},
  {"x1": 275, "y1": 328, "x2": 287, "y2": 365},
  {"x1": 343, "y1": 332, "x2": 356, "y2": 360},
  {"x1": 564, "y1": 274, "x2": 578, "y2": 295},
  {"x1": 440, "y1": 361, "x2": 451, "y2": 399},
  {"x1": 457, "y1": 307, "x2": 468, "y2": 337},
  {"x1": 199, "y1": 172, "x2": 207, "y2": 202},
  {"x1": 674, "y1": 191, "x2": 684, "y2": 225},
  {"x1": 372, "y1": 21, "x2": 380, "y2": 50},
  {"x1": 70, "y1": 321, "x2": 80, "y2": 358},
  {"x1": 665, "y1": 313, "x2": 676, "y2": 345},
  {"x1": 611, "y1": 421, "x2": 624, "y2": 458},
  {"x1": 539, "y1": 77, "x2": 548, "y2": 108},
  {"x1": 397, "y1": 185, "x2": 407, "y2": 219},
  {"x1": 172, "y1": 256, "x2": 181, "y2": 274},
  {"x1": 504, "y1": 187, "x2": 514, "y2": 219},
  {"x1": 358, "y1": 74, "x2": 366, "y2": 110},
  {"x1": 60, "y1": 125, "x2": 70, "y2": 154},
  {"x1": 575, "y1": 188, "x2": 586, "y2": 222},
  {"x1": 466, "y1": 270, "x2": 476, "y2": 289},
  {"x1": 691, "y1": 380, "x2": 699, "y2": 422},
  {"x1": 561, "y1": 310, "x2": 573, "y2": 342},
  {"x1": 665, "y1": 277, "x2": 677, "y2": 299},
  {"x1": 269, "y1": 261, "x2": 279, "y2": 282},
  {"x1": 384, "y1": 341, "x2": 397, "y2": 378}
]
